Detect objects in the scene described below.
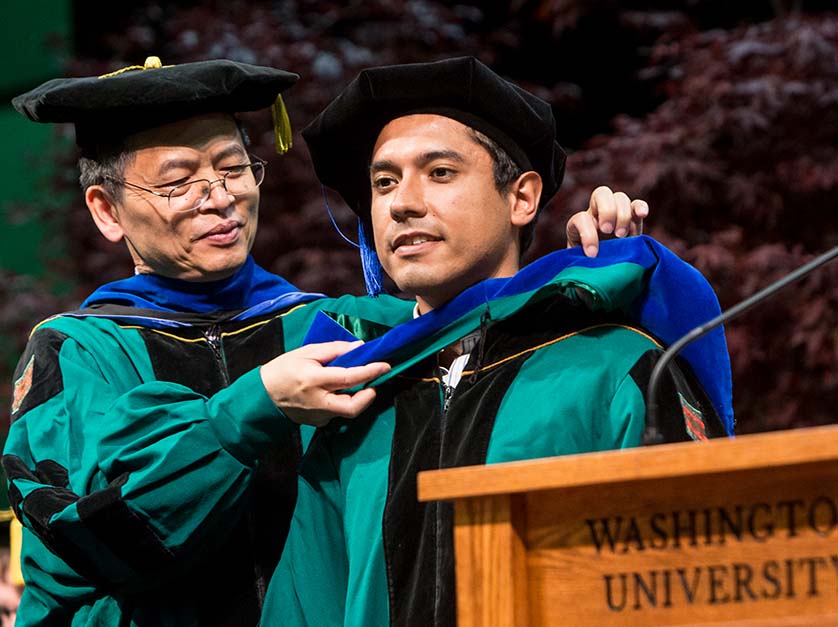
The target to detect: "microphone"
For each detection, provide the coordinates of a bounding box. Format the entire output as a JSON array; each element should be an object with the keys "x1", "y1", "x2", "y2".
[{"x1": 643, "y1": 244, "x2": 838, "y2": 445}]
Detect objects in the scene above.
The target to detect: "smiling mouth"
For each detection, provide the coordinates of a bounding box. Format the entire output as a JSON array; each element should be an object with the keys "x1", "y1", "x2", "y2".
[
  {"x1": 196, "y1": 221, "x2": 242, "y2": 241},
  {"x1": 392, "y1": 233, "x2": 441, "y2": 251}
]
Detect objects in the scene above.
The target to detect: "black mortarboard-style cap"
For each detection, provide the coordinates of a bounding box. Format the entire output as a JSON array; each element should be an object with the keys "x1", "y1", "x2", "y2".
[
  {"x1": 301, "y1": 56, "x2": 566, "y2": 218},
  {"x1": 12, "y1": 57, "x2": 299, "y2": 154}
]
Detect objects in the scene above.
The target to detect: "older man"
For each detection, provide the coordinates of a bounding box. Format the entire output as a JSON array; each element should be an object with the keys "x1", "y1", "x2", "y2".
[
  {"x1": 263, "y1": 56, "x2": 732, "y2": 626},
  {"x1": 4, "y1": 57, "x2": 639, "y2": 626},
  {"x1": 2, "y1": 57, "x2": 410, "y2": 627}
]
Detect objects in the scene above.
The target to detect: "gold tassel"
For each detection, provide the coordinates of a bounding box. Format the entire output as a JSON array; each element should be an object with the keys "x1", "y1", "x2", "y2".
[
  {"x1": 271, "y1": 94, "x2": 293, "y2": 155},
  {"x1": 9, "y1": 517, "x2": 24, "y2": 586}
]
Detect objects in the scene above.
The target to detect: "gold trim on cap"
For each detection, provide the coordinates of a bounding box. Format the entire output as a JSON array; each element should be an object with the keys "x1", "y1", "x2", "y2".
[{"x1": 99, "y1": 56, "x2": 171, "y2": 79}]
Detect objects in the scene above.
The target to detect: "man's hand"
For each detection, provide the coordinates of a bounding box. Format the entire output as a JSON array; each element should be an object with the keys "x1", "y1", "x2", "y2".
[
  {"x1": 260, "y1": 341, "x2": 390, "y2": 427},
  {"x1": 566, "y1": 186, "x2": 649, "y2": 257}
]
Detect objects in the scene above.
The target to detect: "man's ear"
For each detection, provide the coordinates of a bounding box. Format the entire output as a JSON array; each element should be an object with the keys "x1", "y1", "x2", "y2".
[
  {"x1": 509, "y1": 171, "x2": 543, "y2": 228},
  {"x1": 85, "y1": 186, "x2": 125, "y2": 243}
]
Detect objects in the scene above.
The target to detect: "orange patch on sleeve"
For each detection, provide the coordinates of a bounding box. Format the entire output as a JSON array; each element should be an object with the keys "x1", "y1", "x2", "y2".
[{"x1": 11, "y1": 355, "x2": 35, "y2": 415}]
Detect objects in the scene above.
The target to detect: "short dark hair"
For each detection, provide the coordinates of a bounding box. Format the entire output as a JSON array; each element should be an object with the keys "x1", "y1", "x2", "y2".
[
  {"x1": 77, "y1": 116, "x2": 252, "y2": 202},
  {"x1": 78, "y1": 147, "x2": 135, "y2": 203},
  {"x1": 466, "y1": 128, "x2": 539, "y2": 254}
]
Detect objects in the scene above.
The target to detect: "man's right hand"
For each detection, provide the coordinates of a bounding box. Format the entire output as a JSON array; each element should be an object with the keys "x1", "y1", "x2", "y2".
[
  {"x1": 566, "y1": 186, "x2": 649, "y2": 257},
  {"x1": 260, "y1": 341, "x2": 390, "y2": 427}
]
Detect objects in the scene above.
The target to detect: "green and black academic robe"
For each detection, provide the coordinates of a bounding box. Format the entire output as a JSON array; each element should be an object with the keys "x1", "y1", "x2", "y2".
[
  {"x1": 262, "y1": 238, "x2": 731, "y2": 627},
  {"x1": 3, "y1": 257, "x2": 413, "y2": 627}
]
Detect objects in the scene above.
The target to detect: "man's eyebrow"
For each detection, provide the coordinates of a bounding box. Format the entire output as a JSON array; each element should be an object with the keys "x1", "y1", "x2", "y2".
[
  {"x1": 213, "y1": 144, "x2": 249, "y2": 164},
  {"x1": 154, "y1": 158, "x2": 198, "y2": 182},
  {"x1": 370, "y1": 150, "x2": 467, "y2": 174},
  {"x1": 370, "y1": 158, "x2": 398, "y2": 175},
  {"x1": 154, "y1": 145, "x2": 248, "y2": 181}
]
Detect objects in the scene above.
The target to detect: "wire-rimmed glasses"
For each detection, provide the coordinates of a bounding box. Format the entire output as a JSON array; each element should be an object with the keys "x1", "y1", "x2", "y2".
[{"x1": 107, "y1": 156, "x2": 267, "y2": 213}]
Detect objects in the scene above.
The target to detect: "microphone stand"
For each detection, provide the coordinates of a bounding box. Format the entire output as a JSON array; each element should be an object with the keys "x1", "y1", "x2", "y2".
[{"x1": 643, "y1": 244, "x2": 838, "y2": 446}]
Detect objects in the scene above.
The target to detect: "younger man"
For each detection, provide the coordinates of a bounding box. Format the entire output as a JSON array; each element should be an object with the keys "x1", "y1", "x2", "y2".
[{"x1": 263, "y1": 56, "x2": 731, "y2": 626}]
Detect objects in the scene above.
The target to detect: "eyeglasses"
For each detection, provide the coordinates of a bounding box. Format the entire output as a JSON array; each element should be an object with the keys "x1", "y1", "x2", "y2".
[{"x1": 107, "y1": 156, "x2": 267, "y2": 213}]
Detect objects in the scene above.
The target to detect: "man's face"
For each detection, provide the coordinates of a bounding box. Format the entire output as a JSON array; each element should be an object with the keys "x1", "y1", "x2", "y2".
[
  {"x1": 106, "y1": 113, "x2": 259, "y2": 281},
  {"x1": 370, "y1": 114, "x2": 523, "y2": 312}
]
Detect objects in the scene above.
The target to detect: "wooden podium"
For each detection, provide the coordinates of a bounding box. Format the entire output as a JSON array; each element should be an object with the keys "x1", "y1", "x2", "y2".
[{"x1": 418, "y1": 425, "x2": 838, "y2": 626}]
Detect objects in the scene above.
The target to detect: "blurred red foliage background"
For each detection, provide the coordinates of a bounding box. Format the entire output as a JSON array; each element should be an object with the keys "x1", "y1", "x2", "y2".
[{"x1": 2, "y1": 1, "x2": 836, "y2": 435}]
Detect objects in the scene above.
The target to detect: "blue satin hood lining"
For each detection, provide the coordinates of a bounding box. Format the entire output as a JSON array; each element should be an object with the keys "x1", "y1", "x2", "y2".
[{"x1": 80, "y1": 256, "x2": 325, "y2": 318}]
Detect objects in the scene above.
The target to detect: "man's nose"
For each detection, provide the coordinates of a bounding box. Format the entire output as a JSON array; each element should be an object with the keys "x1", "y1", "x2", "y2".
[
  {"x1": 198, "y1": 178, "x2": 235, "y2": 212},
  {"x1": 389, "y1": 175, "x2": 426, "y2": 220}
]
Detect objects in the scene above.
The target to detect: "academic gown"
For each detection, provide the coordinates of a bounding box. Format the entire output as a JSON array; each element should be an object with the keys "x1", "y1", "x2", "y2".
[
  {"x1": 3, "y1": 256, "x2": 413, "y2": 627},
  {"x1": 262, "y1": 237, "x2": 733, "y2": 627}
]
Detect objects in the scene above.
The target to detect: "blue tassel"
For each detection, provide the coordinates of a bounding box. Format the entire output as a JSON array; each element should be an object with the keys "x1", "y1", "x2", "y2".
[
  {"x1": 318, "y1": 185, "x2": 383, "y2": 296},
  {"x1": 358, "y1": 219, "x2": 384, "y2": 297},
  {"x1": 322, "y1": 186, "x2": 360, "y2": 249}
]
